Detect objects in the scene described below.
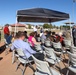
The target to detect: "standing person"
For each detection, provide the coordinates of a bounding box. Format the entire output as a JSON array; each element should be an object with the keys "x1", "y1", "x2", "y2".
[
  {"x1": 33, "y1": 26, "x2": 37, "y2": 32},
  {"x1": 72, "y1": 25, "x2": 75, "y2": 45},
  {"x1": 40, "y1": 28, "x2": 43, "y2": 37},
  {"x1": 40, "y1": 28, "x2": 43, "y2": 33},
  {"x1": 3, "y1": 24, "x2": 10, "y2": 40},
  {"x1": 8, "y1": 25, "x2": 12, "y2": 34},
  {"x1": 73, "y1": 26, "x2": 76, "y2": 46}
]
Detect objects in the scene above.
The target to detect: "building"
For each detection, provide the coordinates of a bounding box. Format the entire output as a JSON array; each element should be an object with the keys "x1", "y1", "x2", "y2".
[{"x1": 10, "y1": 23, "x2": 27, "y2": 32}]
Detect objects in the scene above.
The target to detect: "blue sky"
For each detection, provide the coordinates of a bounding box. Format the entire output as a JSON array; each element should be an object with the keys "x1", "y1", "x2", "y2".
[{"x1": 0, "y1": 0, "x2": 76, "y2": 26}]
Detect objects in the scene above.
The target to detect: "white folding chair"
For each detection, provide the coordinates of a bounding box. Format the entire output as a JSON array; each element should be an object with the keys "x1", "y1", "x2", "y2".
[
  {"x1": 66, "y1": 51, "x2": 76, "y2": 75},
  {"x1": 32, "y1": 55, "x2": 61, "y2": 75},
  {"x1": 52, "y1": 42, "x2": 62, "y2": 55},
  {"x1": 15, "y1": 48, "x2": 34, "y2": 75},
  {"x1": 12, "y1": 49, "x2": 19, "y2": 64},
  {"x1": 52, "y1": 42, "x2": 62, "y2": 49},
  {"x1": 34, "y1": 44, "x2": 43, "y2": 52},
  {"x1": 70, "y1": 46, "x2": 76, "y2": 54},
  {"x1": 24, "y1": 38, "x2": 28, "y2": 42},
  {"x1": 28, "y1": 41, "x2": 33, "y2": 46},
  {"x1": 4, "y1": 39, "x2": 11, "y2": 55},
  {"x1": 37, "y1": 37, "x2": 41, "y2": 42},
  {"x1": 44, "y1": 40, "x2": 51, "y2": 47},
  {"x1": 43, "y1": 46, "x2": 61, "y2": 70},
  {"x1": 52, "y1": 42, "x2": 66, "y2": 62},
  {"x1": 63, "y1": 39, "x2": 72, "y2": 49},
  {"x1": 41, "y1": 39, "x2": 45, "y2": 44}
]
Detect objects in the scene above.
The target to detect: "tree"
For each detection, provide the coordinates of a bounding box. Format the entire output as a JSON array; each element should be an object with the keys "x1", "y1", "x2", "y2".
[
  {"x1": 63, "y1": 25, "x2": 70, "y2": 30},
  {"x1": 43, "y1": 23, "x2": 53, "y2": 29},
  {"x1": 56, "y1": 26, "x2": 59, "y2": 29},
  {"x1": 49, "y1": 24, "x2": 52, "y2": 29},
  {"x1": 60, "y1": 25, "x2": 70, "y2": 30},
  {"x1": 52, "y1": 25, "x2": 56, "y2": 28}
]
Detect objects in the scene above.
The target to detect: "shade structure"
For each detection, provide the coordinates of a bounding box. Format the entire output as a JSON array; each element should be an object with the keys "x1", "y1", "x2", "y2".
[
  {"x1": 17, "y1": 8, "x2": 69, "y2": 23},
  {"x1": 64, "y1": 22, "x2": 75, "y2": 25}
]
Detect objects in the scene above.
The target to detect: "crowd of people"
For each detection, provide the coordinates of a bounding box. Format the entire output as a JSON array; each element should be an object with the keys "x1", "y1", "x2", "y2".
[
  {"x1": 2, "y1": 24, "x2": 76, "y2": 75},
  {"x1": 10, "y1": 30, "x2": 63, "y2": 60},
  {"x1": 3, "y1": 24, "x2": 74, "y2": 61}
]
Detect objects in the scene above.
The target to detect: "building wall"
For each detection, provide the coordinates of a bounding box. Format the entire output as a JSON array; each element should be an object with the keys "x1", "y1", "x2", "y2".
[{"x1": 11, "y1": 27, "x2": 26, "y2": 32}]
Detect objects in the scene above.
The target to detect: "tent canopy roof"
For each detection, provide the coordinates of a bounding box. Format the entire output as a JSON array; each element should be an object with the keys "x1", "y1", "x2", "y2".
[{"x1": 17, "y1": 8, "x2": 69, "y2": 23}]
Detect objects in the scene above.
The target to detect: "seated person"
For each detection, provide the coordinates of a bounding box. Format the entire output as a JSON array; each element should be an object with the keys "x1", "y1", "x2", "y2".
[
  {"x1": 28, "y1": 32, "x2": 41, "y2": 47},
  {"x1": 6, "y1": 32, "x2": 14, "y2": 44},
  {"x1": 24, "y1": 31, "x2": 28, "y2": 38},
  {"x1": 56, "y1": 33, "x2": 64, "y2": 46},
  {"x1": 40, "y1": 31, "x2": 47, "y2": 40},
  {"x1": 56, "y1": 35, "x2": 61, "y2": 43},
  {"x1": 52, "y1": 32, "x2": 56, "y2": 37},
  {"x1": 45, "y1": 30, "x2": 48, "y2": 38},
  {"x1": 36, "y1": 34, "x2": 41, "y2": 42},
  {"x1": 49, "y1": 35, "x2": 55, "y2": 42},
  {"x1": 54, "y1": 36, "x2": 62, "y2": 52},
  {"x1": 47, "y1": 31, "x2": 51, "y2": 38},
  {"x1": 11, "y1": 31, "x2": 44, "y2": 61},
  {"x1": 24, "y1": 31, "x2": 28, "y2": 42},
  {"x1": 11, "y1": 32, "x2": 19, "y2": 42}
]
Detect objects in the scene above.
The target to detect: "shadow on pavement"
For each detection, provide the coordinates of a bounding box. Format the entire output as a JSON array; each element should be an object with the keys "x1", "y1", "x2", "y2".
[
  {"x1": 0, "y1": 44, "x2": 6, "y2": 54},
  {"x1": 61, "y1": 67, "x2": 74, "y2": 75}
]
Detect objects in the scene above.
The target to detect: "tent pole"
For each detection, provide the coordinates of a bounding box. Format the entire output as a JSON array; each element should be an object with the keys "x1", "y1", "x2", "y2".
[
  {"x1": 15, "y1": 11, "x2": 18, "y2": 35},
  {"x1": 69, "y1": 19, "x2": 73, "y2": 46},
  {"x1": 15, "y1": 16, "x2": 17, "y2": 35}
]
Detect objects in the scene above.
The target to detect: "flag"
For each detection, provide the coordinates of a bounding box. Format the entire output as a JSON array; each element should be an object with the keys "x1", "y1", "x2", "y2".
[{"x1": 73, "y1": 0, "x2": 76, "y2": 2}]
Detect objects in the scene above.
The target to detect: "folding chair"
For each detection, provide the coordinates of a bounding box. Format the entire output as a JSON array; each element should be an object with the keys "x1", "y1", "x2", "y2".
[
  {"x1": 43, "y1": 46, "x2": 61, "y2": 70},
  {"x1": 52, "y1": 42, "x2": 66, "y2": 62},
  {"x1": 12, "y1": 49, "x2": 19, "y2": 64},
  {"x1": 4, "y1": 39, "x2": 11, "y2": 55},
  {"x1": 63, "y1": 39, "x2": 72, "y2": 50},
  {"x1": 44, "y1": 40, "x2": 51, "y2": 47},
  {"x1": 37, "y1": 37, "x2": 41, "y2": 42},
  {"x1": 24, "y1": 38, "x2": 28, "y2": 42},
  {"x1": 15, "y1": 48, "x2": 34, "y2": 75},
  {"x1": 41, "y1": 39, "x2": 45, "y2": 44},
  {"x1": 70, "y1": 46, "x2": 76, "y2": 54},
  {"x1": 28, "y1": 41, "x2": 33, "y2": 46},
  {"x1": 34, "y1": 44, "x2": 43, "y2": 53},
  {"x1": 32, "y1": 55, "x2": 61, "y2": 75},
  {"x1": 66, "y1": 51, "x2": 76, "y2": 75},
  {"x1": 52, "y1": 42, "x2": 63, "y2": 55}
]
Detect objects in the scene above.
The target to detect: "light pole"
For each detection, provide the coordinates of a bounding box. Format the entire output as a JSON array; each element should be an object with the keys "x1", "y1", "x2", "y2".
[
  {"x1": 72, "y1": 0, "x2": 76, "y2": 22},
  {"x1": 72, "y1": 0, "x2": 74, "y2": 22}
]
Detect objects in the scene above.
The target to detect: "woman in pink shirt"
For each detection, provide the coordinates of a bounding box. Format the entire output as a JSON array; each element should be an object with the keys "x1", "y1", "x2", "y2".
[{"x1": 28, "y1": 32, "x2": 41, "y2": 47}]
